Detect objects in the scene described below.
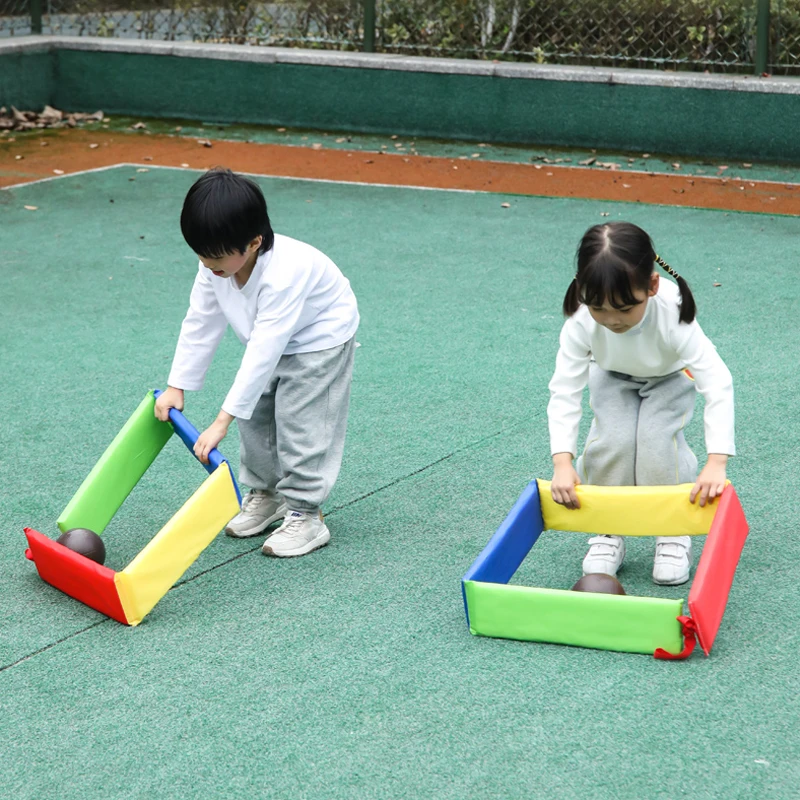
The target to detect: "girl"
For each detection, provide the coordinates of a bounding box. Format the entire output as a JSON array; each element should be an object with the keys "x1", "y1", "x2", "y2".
[{"x1": 547, "y1": 222, "x2": 734, "y2": 585}]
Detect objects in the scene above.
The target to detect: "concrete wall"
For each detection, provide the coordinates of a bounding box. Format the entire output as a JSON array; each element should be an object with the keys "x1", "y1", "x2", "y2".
[{"x1": 3, "y1": 37, "x2": 800, "y2": 162}]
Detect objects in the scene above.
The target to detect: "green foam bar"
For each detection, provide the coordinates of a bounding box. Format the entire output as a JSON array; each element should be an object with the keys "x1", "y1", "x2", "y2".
[
  {"x1": 464, "y1": 581, "x2": 684, "y2": 655},
  {"x1": 57, "y1": 392, "x2": 173, "y2": 535}
]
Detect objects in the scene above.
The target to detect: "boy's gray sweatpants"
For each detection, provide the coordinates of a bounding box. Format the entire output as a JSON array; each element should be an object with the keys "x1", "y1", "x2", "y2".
[
  {"x1": 238, "y1": 337, "x2": 356, "y2": 513},
  {"x1": 576, "y1": 364, "x2": 698, "y2": 487}
]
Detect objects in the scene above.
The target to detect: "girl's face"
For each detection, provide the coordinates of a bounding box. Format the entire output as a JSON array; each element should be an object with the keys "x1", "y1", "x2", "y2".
[{"x1": 587, "y1": 273, "x2": 659, "y2": 334}]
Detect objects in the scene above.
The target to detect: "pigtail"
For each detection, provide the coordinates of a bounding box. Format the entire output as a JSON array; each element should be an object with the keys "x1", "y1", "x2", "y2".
[
  {"x1": 562, "y1": 277, "x2": 581, "y2": 317},
  {"x1": 655, "y1": 255, "x2": 696, "y2": 323}
]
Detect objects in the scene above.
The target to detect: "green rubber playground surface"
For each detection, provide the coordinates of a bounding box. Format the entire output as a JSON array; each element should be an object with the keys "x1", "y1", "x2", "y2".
[{"x1": 2, "y1": 165, "x2": 799, "y2": 798}]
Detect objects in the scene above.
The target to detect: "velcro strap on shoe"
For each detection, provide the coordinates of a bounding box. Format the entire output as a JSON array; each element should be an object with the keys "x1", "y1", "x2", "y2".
[{"x1": 653, "y1": 616, "x2": 697, "y2": 661}]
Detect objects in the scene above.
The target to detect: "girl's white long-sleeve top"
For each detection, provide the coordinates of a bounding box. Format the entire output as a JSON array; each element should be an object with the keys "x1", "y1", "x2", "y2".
[
  {"x1": 167, "y1": 234, "x2": 359, "y2": 420},
  {"x1": 547, "y1": 278, "x2": 734, "y2": 458}
]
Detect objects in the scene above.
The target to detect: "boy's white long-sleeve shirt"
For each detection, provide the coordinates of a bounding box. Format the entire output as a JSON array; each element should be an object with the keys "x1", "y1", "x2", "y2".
[
  {"x1": 547, "y1": 279, "x2": 734, "y2": 458},
  {"x1": 167, "y1": 234, "x2": 359, "y2": 420}
]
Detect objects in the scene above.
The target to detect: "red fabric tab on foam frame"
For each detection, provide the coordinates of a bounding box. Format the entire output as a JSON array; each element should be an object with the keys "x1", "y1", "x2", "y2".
[{"x1": 654, "y1": 616, "x2": 697, "y2": 660}]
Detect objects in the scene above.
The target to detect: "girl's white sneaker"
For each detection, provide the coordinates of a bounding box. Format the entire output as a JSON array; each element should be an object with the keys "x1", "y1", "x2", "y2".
[
  {"x1": 582, "y1": 535, "x2": 626, "y2": 576},
  {"x1": 262, "y1": 510, "x2": 330, "y2": 557},
  {"x1": 652, "y1": 536, "x2": 692, "y2": 585}
]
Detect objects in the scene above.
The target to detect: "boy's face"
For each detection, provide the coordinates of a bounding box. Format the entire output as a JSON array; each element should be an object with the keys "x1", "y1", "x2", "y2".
[{"x1": 199, "y1": 237, "x2": 261, "y2": 279}]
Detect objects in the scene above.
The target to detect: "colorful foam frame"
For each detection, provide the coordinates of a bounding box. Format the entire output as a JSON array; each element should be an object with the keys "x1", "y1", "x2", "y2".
[
  {"x1": 24, "y1": 390, "x2": 242, "y2": 626},
  {"x1": 462, "y1": 480, "x2": 749, "y2": 659}
]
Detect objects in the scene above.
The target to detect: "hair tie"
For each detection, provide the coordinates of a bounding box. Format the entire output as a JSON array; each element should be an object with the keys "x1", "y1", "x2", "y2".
[{"x1": 655, "y1": 254, "x2": 681, "y2": 281}]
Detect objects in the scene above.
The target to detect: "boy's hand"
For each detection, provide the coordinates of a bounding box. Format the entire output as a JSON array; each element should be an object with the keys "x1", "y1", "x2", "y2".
[
  {"x1": 155, "y1": 387, "x2": 184, "y2": 422},
  {"x1": 690, "y1": 454, "x2": 728, "y2": 507},
  {"x1": 551, "y1": 453, "x2": 581, "y2": 510},
  {"x1": 194, "y1": 411, "x2": 235, "y2": 464}
]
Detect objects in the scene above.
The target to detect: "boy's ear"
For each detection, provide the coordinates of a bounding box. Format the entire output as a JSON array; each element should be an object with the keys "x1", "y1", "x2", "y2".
[
  {"x1": 648, "y1": 272, "x2": 660, "y2": 297},
  {"x1": 248, "y1": 235, "x2": 263, "y2": 252}
]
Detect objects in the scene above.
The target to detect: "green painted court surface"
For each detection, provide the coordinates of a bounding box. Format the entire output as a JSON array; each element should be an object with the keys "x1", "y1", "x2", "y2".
[{"x1": 2, "y1": 166, "x2": 799, "y2": 798}]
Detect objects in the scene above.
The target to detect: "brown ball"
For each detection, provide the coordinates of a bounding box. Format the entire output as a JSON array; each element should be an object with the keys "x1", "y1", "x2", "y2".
[
  {"x1": 571, "y1": 573, "x2": 626, "y2": 595},
  {"x1": 56, "y1": 528, "x2": 106, "y2": 565}
]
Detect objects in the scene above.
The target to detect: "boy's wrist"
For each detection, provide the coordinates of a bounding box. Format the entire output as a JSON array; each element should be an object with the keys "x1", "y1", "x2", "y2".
[
  {"x1": 552, "y1": 452, "x2": 574, "y2": 468},
  {"x1": 215, "y1": 410, "x2": 235, "y2": 429},
  {"x1": 706, "y1": 453, "x2": 729, "y2": 467}
]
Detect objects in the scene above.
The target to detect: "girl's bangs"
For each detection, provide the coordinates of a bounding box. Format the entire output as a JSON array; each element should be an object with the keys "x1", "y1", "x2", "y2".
[{"x1": 578, "y1": 254, "x2": 644, "y2": 309}]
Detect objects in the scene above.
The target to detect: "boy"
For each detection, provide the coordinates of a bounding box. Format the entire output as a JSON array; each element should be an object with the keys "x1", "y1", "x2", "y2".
[{"x1": 155, "y1": 168, "x2": 359, "y2": 557}]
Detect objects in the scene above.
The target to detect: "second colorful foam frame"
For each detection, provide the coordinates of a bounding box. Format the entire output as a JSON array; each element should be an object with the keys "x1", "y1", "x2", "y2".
[
  {"x1": 24, "y1": 390, "x2": 242, "y2": 626},
  {"x1": 462, "y1": 480, "x2": 749, "y2": 659}
]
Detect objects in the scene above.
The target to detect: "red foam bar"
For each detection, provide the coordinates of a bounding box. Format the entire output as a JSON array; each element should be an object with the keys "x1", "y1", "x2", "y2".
[
  {"x1": 688, "y1": 486, "x2": 749, "y2": 655},
  {"x1": 24, "y1": 528, "x2": 130, "y2": 625}
]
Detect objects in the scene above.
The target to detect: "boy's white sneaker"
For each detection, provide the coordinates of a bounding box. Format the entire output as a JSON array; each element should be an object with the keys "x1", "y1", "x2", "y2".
[
  {"x1": 225, "y1": 490, "x2": 287, "y2": 538},
  {"x1": 653, "y1": 536, "x2": 692, "y2": 585},
  {"x1": 582, "y1": 535, "x2": 626, "y2": 576},
  {"x1": 262, "y1": 510, "x2": 330, "y2": 557}
]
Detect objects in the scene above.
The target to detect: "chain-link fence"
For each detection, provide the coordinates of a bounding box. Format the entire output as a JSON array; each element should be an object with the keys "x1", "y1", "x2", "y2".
[
  {"x1": 1, "y1": 0, "x2": 798, "y2": 74},
  {"x1": 772, "y1": 0, "x2": 800, "y2": 70}
]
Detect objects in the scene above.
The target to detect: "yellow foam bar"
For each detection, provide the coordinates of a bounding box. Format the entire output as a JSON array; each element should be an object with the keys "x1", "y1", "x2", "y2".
[
  {"x1": 115, "y1": 465, "x2": 241, "y2": 625},
  {"x1": 537, "y1": 480, "x2": 721, "y2": 536}
]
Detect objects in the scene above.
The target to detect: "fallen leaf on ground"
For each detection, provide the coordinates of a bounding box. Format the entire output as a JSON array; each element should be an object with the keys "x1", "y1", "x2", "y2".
[
  {"x1": 89, "y1": 143, "x2": 99, "y2": 149},
  {"x1": 501, "y1": 203, "x2": 510, "y2": 208},
  {"x1": 53, "y1": 169, "x2": 64, "y2": 174},
  {"x1": 24, "y1": 205, "x2": 38, "y2": 210}
]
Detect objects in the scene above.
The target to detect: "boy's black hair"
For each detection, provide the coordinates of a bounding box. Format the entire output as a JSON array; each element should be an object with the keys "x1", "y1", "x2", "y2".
[
  {"x1": 562, "y1": 221, "x2": 696, "y2": 323},
  {"x1": 180, "y1": 167, "x2": 274, "y2": 258}
]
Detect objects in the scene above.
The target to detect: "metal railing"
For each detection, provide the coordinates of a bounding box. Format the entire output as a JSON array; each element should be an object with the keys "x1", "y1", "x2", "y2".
[{"x1": 1, "y1": 0, "x2": 795, "y2": 75}]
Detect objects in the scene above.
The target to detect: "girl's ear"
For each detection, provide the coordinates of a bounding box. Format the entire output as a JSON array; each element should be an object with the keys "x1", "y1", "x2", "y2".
[{"x1": 648, "y1": 272, "x2": 660, "y2": 297}]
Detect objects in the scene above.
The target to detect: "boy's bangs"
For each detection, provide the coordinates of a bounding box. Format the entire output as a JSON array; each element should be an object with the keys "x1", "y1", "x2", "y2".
[
  {"x1": 579, "y1": 253, "x2": 643, "y2": 309},
  {"x1": 181, "y1": 216, "x2": 248, "y2": 259}
]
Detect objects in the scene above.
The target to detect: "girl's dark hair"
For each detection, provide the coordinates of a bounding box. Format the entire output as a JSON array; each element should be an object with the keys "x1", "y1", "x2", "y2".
[
  {"x1": 180, "y1": 168, "x2": 274, "y2": 258},
  {"x1": 562, "y1": 221, "x2": 696, "y2": 323}
]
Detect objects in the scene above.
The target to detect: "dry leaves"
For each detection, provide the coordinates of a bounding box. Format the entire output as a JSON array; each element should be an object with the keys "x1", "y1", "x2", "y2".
[{"x1": 0, "y1": 105, "x2": 103, "y2": 131}]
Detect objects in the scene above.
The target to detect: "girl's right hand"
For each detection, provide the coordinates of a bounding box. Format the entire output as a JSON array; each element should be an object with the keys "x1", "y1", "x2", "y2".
[
  {"x1": 551, "y1": 456, "x2": 582, "y2": 510},
  {"x1": 154, "y1": 386, "x2": 185, "y2": 422}
]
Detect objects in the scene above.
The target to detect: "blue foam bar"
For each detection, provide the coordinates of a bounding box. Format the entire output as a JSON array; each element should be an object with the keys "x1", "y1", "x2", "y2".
[
  {"x1": 153, "y1": 389, "x2": 242, "y2": 506},
  {"x1": 461, "y1": 480, "x2": 545, "y2": 627}
]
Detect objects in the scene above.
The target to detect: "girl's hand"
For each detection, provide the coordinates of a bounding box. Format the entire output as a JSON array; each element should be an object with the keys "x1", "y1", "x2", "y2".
[
  {"x1": 551, "y1": 453, "x2": 582, "y2": 510},
  {"x1": 690, "y1": 454, "x2": 728, "y2": 507},
  {"x1": 155, "y1": 386, "x2": 184, "y2": 422},
  {"x1": 193, "y1": 411, "x2": 235, "y2": 464}
]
